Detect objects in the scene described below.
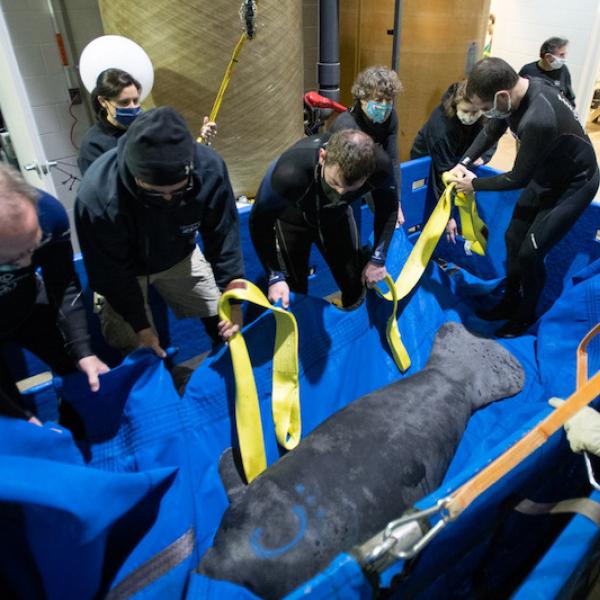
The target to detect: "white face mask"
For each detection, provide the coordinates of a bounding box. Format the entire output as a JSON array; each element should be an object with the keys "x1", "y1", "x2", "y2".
[
  {"x1": 483, "y1": 91, "x2": 512, "y2": 119},
  {"x1": 549, "y1": 55, "x2": 566, "y2": 70},
  {"x1": 456, "y1": 109, "x2": 482, "y2": 126}
]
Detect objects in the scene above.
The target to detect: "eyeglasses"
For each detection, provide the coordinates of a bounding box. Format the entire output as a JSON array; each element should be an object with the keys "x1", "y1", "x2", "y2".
[{"x1": 137, "y1": 176, "x2": 195, "y2": 204}]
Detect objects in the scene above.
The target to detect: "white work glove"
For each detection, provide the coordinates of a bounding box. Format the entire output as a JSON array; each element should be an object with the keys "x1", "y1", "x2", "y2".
[{"x1": 548, "y1": 397, "x2": 600, "y2": 456}]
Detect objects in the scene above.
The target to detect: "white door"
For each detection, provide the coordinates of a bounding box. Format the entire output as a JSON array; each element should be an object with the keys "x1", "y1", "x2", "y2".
[{"x1": 0, "y1": 6, "x2": 57, "y2": 194}]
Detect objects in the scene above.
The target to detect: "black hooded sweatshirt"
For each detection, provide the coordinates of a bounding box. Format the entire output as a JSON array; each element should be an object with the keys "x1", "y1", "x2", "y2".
[{"x1": 75, "y1": 137, "x2": 244, "y2": 333}]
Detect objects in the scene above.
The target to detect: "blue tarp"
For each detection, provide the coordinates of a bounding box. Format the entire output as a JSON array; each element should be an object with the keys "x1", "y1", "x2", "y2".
[{"x1": 1, "y1": 158, "x2": 599, "y2": 598}]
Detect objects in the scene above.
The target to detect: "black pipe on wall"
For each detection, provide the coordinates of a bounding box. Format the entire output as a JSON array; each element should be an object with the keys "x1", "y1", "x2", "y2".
[{"x1": 318, "y1": 0, "x2": 340, "y2": 114}]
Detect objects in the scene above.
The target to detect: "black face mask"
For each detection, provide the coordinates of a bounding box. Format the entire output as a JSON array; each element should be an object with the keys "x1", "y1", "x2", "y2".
[{"x1": 137, "y1": 177, "x2": 196, "y2": 209}]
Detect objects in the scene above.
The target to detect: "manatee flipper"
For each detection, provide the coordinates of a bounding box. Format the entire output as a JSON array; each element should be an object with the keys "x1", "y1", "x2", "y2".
[{"x1": 218, "y1": 447, "x2": 248, "y2": 503}]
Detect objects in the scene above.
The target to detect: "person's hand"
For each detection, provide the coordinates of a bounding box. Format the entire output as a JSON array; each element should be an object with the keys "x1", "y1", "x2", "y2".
[
  {"x1": 200, "y1": 116, "x2": 218, "y2": 145},
  {"x1": 268, "y1": 281, "x2": 290, "y2": 308},
  {"x1": 218, "y1": 304, "x2": 243, "y2": 341},
  {"x1": 447, "y1": 163, "x2": 470, "y2": 181},
  {"x1": 449, "y1": 170, "x2": 477, "y2": 194},
  {"x1": 136, "y1": 327, "x2": 167, "y2": 358},
  {"x1": 77, "y1": 355, "x2": 110, "y2": 392},
  {"x1": 396, "y1": 204, "x2": 405, "y2": 228},
  {"x1": 473, "y1": 157, "x2": 485, "y2": 166},
  {"x1": 548, "y1": 397, "x2": 600, "y2": 456},
  {"x1": 28, "y1": 415, "x2": 42, "y2": 426},
  {"x1": 445, "y1": 217, "x2": 458, "y2": 244},
  {"x1": 362, "y1": 262, "x2": 388, "y2": 288}
]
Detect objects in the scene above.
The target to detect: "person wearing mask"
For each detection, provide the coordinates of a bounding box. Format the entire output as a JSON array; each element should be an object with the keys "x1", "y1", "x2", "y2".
[
  {"x1": 75, "y1": 107, "x2": 244, "y2": 357},
  {"x1": 78, "y1": 68, "x2": 217, "y2": 175},
  {"x1": 0, "y1": 164, "x2": 108, "y2": 425},
  {"x1": 329, "y1": 65, "x2": 404, "y2": 226},
  {"x1": 410, "y1": 80, "x2": 497, "y2": 243},
  {"x1": 249, "y1": 129, "x2": 398, "y2": 309},
  {"x1": 519, "y1": 37, "x2": 576, "y2": 108},
  {"x1": 448, "y1": 58, "x2": 598, "y2": 338}
]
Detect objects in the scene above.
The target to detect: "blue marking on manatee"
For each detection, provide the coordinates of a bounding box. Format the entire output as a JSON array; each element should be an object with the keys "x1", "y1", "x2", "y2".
[{"x1": 249, "y1": 505, "x2": 308, "y2": 559}]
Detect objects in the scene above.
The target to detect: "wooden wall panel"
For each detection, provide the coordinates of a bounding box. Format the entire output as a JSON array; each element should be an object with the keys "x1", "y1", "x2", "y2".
[{"x1": 340, "y1": 0, "x2": 491, "y2": 161}]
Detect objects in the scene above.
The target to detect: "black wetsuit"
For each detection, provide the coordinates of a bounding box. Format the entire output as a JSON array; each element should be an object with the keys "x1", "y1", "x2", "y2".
[
  {"x1": 411, "y1": 86, "x2": 497, "y2": 199},
  {"x1": 78, "y1": 117, "x2": 126, "y2": 175},
  {"x1": 249, "y1": 134, "x2": 398, "y2": 307},
  {"x1": 519, "y1": 61, "x2": 576, "y2": 107},
  {"x1": 0, "y1": 192, "x2": 93, "y2": 420},
  {"x1": 462, "y1": 78, "x2": 598, "y2": 322}
]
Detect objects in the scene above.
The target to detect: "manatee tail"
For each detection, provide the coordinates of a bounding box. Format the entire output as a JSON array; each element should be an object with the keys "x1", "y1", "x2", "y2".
[{"x1": 428, "y1": 322, "x2": 525, "y2": 410}]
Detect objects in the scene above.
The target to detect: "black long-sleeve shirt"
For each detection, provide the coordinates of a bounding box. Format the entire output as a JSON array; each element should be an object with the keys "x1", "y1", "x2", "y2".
[
  {"x1": 249, "y1": 134, "x2": 398, "y2": 281},
  {"x1": 75, "y1": 138, "x2": 244, "y2": 333},
  {"x1": 410, "y1": 88, "x2": 497, "y2": 197},
  {"x1": 78, "y1": 117, "x2": 126, "y2": 175},
  {"x1": 0, "y1": 191, "x2": 92, "y2": 359},
  {"x1": 519, "y1": 61, "x2": 576, "y2": 107},
  {"x1": 463, "y1": 78, "x2": 596, "y2": 192}
]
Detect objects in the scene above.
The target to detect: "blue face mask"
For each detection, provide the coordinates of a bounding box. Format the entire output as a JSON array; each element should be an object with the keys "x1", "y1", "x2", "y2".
[
  {"x1": 365, "y1": 100, "x2": 393, "y2": 124},
  {"x1": 114, "y1": 106, "x2": 142, "y2": 127},
  {"x1": 0, "y1": 263, "x2": 21, "y2": 273}
]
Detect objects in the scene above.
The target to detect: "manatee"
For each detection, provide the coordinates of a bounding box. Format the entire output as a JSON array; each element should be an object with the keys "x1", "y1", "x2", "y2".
[{"x1": 198, "y1": 322, "x2": 524, "y2": 598}]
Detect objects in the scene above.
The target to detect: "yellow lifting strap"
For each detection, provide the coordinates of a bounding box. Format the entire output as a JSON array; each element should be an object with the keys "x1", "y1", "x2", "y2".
[
  {"x1": 197, "y1": 1, "x2": 257, "y2": 143},
  {"x1": 218, "y1": 279, "x2": 300, "y2": 483},
  {"x1": 445, "y1": 322, "x2": 600, "y2": 520},
  {"x1": 375, "y1": 175, "x2": 486, "y2": 373}
]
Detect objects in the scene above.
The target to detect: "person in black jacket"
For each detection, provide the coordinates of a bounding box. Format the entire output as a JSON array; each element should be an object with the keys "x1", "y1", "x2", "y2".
[
  {"x1": 75, "y1": 107, "x2": 244, "y2": 357},
  {"x1": 0, "y1": 164, "x2": 108, "y2": 423},
  {"x1": 411, "y1": 80, "x2": 497, "y2": 242},
  {"x1": 448, "y1": 58, "x2": 598, "y2": 338},
  {"x1": 249, "y1": 130, "x2": 398, "y2": 309},
  {"x1": 330, "y1": 65, "x2": 404, "y2": 225},
  {"x1": 78, "y1": 69, "x2": 217, "y2": 176},
  {"x1": 519, "y1": 37, "x2": 576, "y2": 108}
]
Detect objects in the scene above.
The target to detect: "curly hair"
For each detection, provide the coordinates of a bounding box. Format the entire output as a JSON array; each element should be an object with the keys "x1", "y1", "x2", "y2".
[
  {"x1": 351, "y1": 66, "x2": 403, "y2": 102},
  {"x1": 324, "y1": 129, "x2": 376, "y2": 185}
]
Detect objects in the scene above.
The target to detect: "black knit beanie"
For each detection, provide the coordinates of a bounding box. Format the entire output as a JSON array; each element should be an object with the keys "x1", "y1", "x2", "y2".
[{"x1": 124, "y1": 107, "x2": 195, "y2": 185}]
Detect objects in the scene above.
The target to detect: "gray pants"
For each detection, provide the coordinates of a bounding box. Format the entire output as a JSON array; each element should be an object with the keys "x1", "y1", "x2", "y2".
[{"x1": 99, "y1": 247, "x2": 220, "y2": 353}]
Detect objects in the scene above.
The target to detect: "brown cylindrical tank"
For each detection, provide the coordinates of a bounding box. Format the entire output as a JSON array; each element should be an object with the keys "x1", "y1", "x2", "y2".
[
  {"x1": 98, "y1": 0, "x2": 304, "y2": 197},
  {"x1": 340, "y1": 0, "x2": 490, "y2": 161}
]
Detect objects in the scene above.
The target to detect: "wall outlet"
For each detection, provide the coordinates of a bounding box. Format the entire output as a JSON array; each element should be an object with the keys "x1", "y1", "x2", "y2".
[{"x1": 68, "y1": 87, "x2": 82, "y2": 105}]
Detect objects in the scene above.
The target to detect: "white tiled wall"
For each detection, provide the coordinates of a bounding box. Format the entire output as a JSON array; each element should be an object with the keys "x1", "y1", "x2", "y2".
[
  {"x1": 489, "y1": 0, "x2": 600, "y2": 122},
  {"x1": 0, "y1": 0, "x2": 104, "y2": 249}
]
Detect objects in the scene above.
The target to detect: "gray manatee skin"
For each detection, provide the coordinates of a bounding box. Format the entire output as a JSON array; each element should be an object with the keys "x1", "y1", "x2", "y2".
[{"x1": 198, "y1": 323, "x2": 524, "y2": 598}]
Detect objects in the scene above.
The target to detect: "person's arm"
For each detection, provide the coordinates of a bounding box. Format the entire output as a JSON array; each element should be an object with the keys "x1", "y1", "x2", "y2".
[
  {"x1": 460, "y1": 119, "x2": 508, "y2": 169},
  {"x1": 198, "y1": 158, "x2": 245, "y2": 290},
  {"x1": 564, "y1": 69, "x2": 576, "y2": 107},
  {"x1": 480, "y1": 138, "x2": 498, "y2": 164},
  {"x1": 383, "y1": 112, "x2": 402, "y2": 212},
  {"x1": 36, "y1": 196, "x2": 92, "y2": 361},
  {"x1": 249, "y1": 169, "x2": 293, "y2": 285},
  {"x1": 75, "y1": 197, "x2": 150, "y2": 334},
  {"x1": 472, "y1": 120, "x2": 552, "y2": 192},
  {"x1": 369, "y1": 154, "x2": 399, "y2": 265}
]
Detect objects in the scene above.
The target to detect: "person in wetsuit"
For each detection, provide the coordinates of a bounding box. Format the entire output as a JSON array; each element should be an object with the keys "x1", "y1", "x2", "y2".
[
  {"x1": 448, "y1": 57, "x2": 599, "y2": 338},
  {"x1": 519, "y1": 37, "x2": 576, "y2": 108},
  {"x1": 410, "y1": 80, "x2": 497, "y2": 243},
  {"x1": 249, "y1": 129, "x2": 398, "y2": 309},
  {"x1": 329, "y1": 65, "x2": 404, "y2": 225},
  {"x1": 0, "y1": 164, "x2": 108, "y2": 425}
]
